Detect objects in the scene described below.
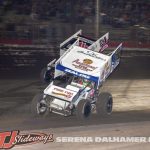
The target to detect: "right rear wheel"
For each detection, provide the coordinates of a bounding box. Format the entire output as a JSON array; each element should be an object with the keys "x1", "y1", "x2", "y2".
[{"x1": 96, "y1": 92, "x2": 113, "y2": 116}]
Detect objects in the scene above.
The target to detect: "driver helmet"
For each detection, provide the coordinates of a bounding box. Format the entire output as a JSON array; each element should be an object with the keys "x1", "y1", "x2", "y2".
[{"x1": 79, "y1": 78, "x2": 90, "y2": 87}]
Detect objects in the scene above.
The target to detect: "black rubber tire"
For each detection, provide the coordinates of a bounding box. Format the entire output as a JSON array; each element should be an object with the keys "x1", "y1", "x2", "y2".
[
  {"x1": 31, "y1": 93, "x2": 49, "y2": 117},
  {"x1": 40, "y1": 67, "x2": 54, "y2": 84},
  {"x1": 96, "y1": 92, "x2": 113, "y2": 116},
  {"x1": 76, "y1": 99, "x2": 92, "y2": 120}
]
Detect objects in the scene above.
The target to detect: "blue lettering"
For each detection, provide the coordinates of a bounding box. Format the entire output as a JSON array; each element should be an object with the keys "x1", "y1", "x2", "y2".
[{"x1": 65, "y1": 69, "x2": 90, "y2": 79}]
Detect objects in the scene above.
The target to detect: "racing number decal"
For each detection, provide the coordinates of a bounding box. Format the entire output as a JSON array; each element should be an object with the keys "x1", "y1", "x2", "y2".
[{"x1": 99, "y1": 36, "x2": 107, "y2": 52}]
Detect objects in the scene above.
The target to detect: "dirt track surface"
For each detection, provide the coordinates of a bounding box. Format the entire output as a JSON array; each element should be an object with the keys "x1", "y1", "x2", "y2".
[
  {"x1": 0, "y1": 56, "x2": 150, "y2": 149},
  {"x1": 0, "y1": 56, "x2": 150, "y2": 130}
]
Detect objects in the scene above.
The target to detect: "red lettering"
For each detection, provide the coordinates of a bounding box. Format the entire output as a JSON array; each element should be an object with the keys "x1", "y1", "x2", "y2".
[
  {"x1": 0, "y1": 132, "x2": 11, "y2": 148},
  {"x1": 0, "y1": 131, "x2": 19, "y2": 149}
]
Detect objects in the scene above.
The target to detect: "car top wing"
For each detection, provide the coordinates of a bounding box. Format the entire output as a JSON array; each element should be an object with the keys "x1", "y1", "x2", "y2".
[
  {"x1": 56, "y1": 46, "x2": 110, "y2": 83},
  {"x1": 60, "y1": 30, "x2": 109, "y2": 54},
  {"x1": 60, "y1": 30, "x2": 82, "y2": 49},
  {"x1": 111, "y1": 43, "x2": 122, "y2": 70}
]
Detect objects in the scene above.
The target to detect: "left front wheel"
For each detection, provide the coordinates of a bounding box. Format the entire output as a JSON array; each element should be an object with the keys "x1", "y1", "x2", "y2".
[
  {"x1": 76, "y1": 99, "x2": 92, "y2": 120},
  {"x1": 31, "y1": 93, "x2": 49, "y2": 117}
]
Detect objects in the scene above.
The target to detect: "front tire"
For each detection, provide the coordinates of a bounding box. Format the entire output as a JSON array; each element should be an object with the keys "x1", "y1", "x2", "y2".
[
  {"x1": 96, "y1": 92, "x2": 113, "y2": 116},
  {"x1": 76, "y1": 99, "x2": 92, "y2": 120},
  {"x1": 31, "y1": 93, "x2": 49, "y2": 117}
]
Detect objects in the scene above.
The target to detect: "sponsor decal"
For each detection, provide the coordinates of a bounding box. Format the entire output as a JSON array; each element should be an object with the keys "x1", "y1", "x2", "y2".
[
  {"x1": 99, "y1": 36, "x2": 108, "y2": 52},
  {"x1": 56, "y1": 64, "x2": 99, "y2": 83},
  {"x1": 104, "y1": 62, "x2": 111, "y2": 75},
  {"x1": 101, "y1": 70, "x2": 105, "y2": 80},
  {"x1": 100, "y1": 62, "x2": 111, "y2": 80},
  {"x1": 77, "y1": 50, "x2": 106, "y2": 61},
  {"x1": 83, "y1": 59, "x2": 93, "y2": 64},
  {"x1": 52, "y1": 88, "x2": 73, "y2": 99},
  {"x1": 72, "y1": 59, "x2": 97, "y2": 72},
  {"x1": 64, "y1": 68, "x2": 90, "y2": 79},
  {"x1": 111, "y1": 43, "x2": 122, "y2": 65},
  {"x1": 0, "y1": 130, "x2": 54, "y2": 149},
  {"x1": 88, "y1": 33, "x2": 109, "y2": 52}
]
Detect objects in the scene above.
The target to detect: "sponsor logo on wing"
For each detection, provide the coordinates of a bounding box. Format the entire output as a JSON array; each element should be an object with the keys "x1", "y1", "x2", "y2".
[
  {"x1": 64, "y1": 68, "x2": 90, "y2": 79},
  {"x1": 99, "y1": 36, "x2": 108, "y2": 52},
  {"x1": 72, "y1": 59, "x2": 97, "y2": 72},
  {"x1": 77, "y1": 50, "x2": 106, "y2": 61}
]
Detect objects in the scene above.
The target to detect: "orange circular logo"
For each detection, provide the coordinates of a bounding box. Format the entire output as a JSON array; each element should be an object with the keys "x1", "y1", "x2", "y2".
[{"x1": 83, "y1": 59, "x2": 93, "y2": 64}]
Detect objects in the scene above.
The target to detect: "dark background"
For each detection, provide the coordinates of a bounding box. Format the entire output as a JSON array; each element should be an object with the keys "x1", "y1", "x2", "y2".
[{"x1": 0, "y1": 0, "x2": 149, "y2": 70}]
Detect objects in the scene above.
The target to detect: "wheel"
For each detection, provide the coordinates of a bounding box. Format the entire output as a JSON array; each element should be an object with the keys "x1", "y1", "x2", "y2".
[
  {"x1": 76, "y1": 99, "x2": 92, "y2": 120},
  {"x1": 96, "y1": 92, "x2": 113, "y2": 116},
  {"x1": 40, "y1": 67, "x2": 54, "y2": 84},
  {"x1": 31, "y1": 93, "x2": 49, "y2": 117}
]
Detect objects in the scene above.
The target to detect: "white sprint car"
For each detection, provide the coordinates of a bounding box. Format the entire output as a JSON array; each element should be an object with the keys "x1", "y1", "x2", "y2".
[
  {"x1": 32, "y1": 31, "x2": 122, "y2": 120},
  {"x1": 40, "y1": 30, "x2": 109, "y2": 83}
]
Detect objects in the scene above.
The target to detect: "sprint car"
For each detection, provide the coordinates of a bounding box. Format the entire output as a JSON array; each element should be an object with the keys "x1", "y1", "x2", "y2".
[
  {"x1": 40, "y1": 30, "x2": 109, "y2": 83},
  {"x1": 31, "y1": 40, "x2": 122, "y2": 120}
]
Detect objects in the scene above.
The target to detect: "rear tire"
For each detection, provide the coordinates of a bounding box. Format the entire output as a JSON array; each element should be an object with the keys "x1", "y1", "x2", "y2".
[
  {"x1": 76, "y1": 99, "x2": 92, "y2": 120},
  {"x1": 96, "y1": 92, "x2": 113, "y2": 116},
  {"x1": 31, "y1": 93, "x2": 49, "y2": 117}
]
